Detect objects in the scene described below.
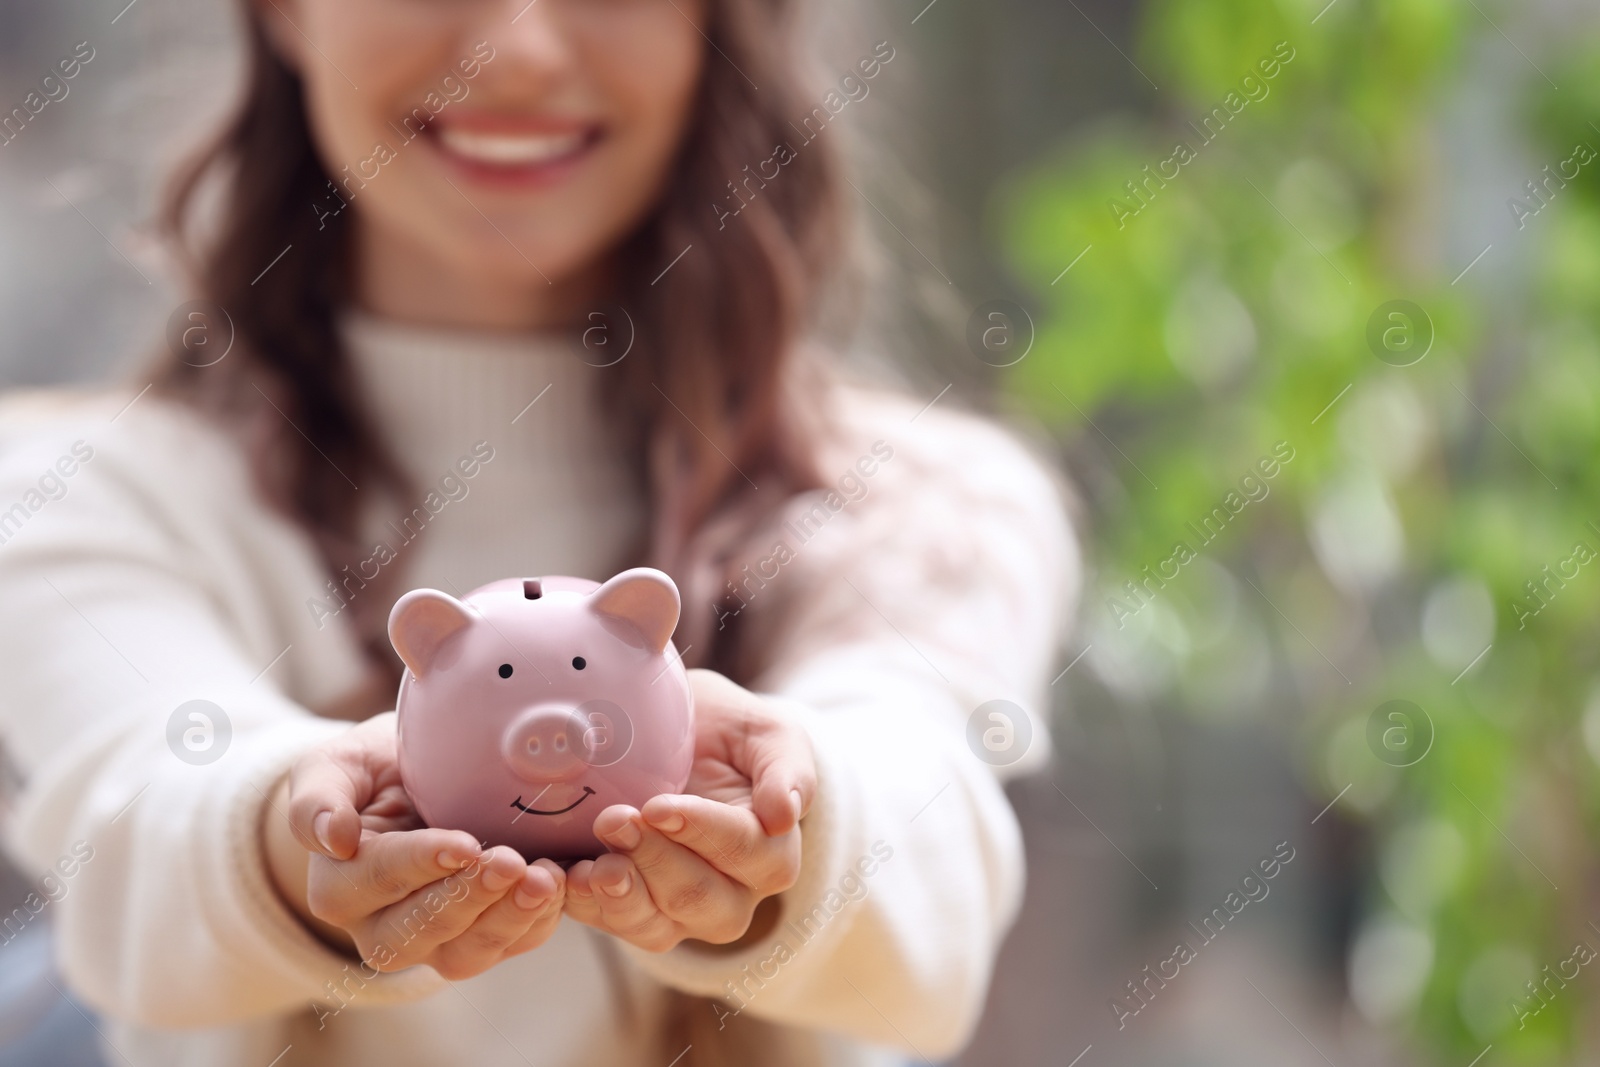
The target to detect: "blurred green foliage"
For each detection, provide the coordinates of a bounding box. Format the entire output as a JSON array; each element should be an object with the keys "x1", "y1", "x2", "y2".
[{"x1": 1000, "y1": 0, "x2": 1600, "y2": 1060}]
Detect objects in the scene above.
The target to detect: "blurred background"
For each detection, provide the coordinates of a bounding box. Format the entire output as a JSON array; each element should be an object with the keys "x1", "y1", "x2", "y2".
[{"x1": 3, "y1": 0, "x2": 1600, "y2": 1063}]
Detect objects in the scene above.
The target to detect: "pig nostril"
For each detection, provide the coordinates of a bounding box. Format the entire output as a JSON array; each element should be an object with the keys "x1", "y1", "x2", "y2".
[
  {"x1": 554, "y1": 734, "x2": 567, "y2": 752},
  {"x1": 527, "y1": 738, "x2": 540, "y2": 755}
]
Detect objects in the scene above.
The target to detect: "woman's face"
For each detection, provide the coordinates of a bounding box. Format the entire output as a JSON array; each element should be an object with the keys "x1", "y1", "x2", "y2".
[{"x1": 263, "y1": 0, "x2": 707, "y2": 323}]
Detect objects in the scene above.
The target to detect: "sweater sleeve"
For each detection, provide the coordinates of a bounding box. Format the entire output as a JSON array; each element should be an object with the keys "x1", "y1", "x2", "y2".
[
  {"x1": 618, "y1": 396, "x2": 1081, "y2": 1057},
  {"x1": 0, "y1": 393, "x2": 447, "y2": 1026}
]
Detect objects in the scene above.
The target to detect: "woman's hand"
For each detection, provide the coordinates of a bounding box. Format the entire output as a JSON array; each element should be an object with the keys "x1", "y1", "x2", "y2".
[
  {"x1": 562, "y1": 669, "x2": 817, "y2": 952},
  {"x1": 264, "y1": 712, "x2": 567, "y2": 981}
]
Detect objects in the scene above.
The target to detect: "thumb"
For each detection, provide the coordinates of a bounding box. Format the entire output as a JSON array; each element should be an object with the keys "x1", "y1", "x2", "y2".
[
  {"x1": 690, "y1": 671, "x2": 817, "y2": 836},
  {"x1": 286, "y1": 715, "x2": 394, "y2": 859},
  {"x1": 746, "y1": 714, "x2": 818, "y2": 837},
  {"x1": 286, "y1": 752, "x2": 366, "y2": 860}
]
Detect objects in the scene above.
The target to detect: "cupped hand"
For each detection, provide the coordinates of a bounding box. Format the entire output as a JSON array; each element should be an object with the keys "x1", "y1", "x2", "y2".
[
  {"x1": 271, "y1": 712, "x2": 566, "y2": 981},
  {"x1": 562, "y1": 669, "x2": 817, "y2": 952}
]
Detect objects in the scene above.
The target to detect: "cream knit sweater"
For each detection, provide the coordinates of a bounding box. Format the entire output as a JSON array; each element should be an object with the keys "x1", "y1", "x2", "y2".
[{"x1": 0, "y1": 315, "x2": 1079, "y2": 1067}]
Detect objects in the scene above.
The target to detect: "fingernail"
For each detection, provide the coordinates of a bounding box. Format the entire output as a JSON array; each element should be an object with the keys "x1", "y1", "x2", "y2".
[
  {"x1": 646, "y1": 807, "x2": 685, "y2": 834},
  {"x1": 513, "y1": 886, "x2": 550, "y2": 910},
  {"x1": 790, "y1": 789, "x2": 804, "y2": 821},
  {"x1": 601, "y1": 871, "x2": 632, "y2": 897},
  {"x1": 606, "y1": 818, "x2": 642, "y2": 851},
  {"x1": 483, "y1": 865, "x2": 516, "y2": 892},
  {"x1": 436, "y1": 850, "x2": 465, "y2": 870},
  {"x1": 313, "y1": 811, "x2": 333, "y2": 853}
]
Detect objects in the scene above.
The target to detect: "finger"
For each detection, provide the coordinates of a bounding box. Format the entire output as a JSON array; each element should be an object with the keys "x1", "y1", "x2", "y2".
[
  {"x1": 641, "y1": 793, "x2": 799, "y2": 892},
  {"x1": 368, "y1": 845, "x2": 524, "y2": 964},
  {"x1": 590, "y1": 804, "x2": 643, "y2": 850},
  {"x1": 687, "y1": 672, "x2": 816, "y2": 836},
  {"x1": 561, "y1": 859, "x2": 605, "y2": 929},
  {"x1": 520, "y1": 858, "x2": 566, "y2": 909},
  {"x1": 588, "y1": 853, "x2": 681, "y2": 953},
  {"x1": 428, "y1": 862, "x2": 563, "y2": 980},
  {"x1": 308, "y1": 828, "x2": 482, "y2": 927},
  {"x1": 594, "y1": 809, "x2": 747, "y2": 939},
  {"x1": 287, "y1": 751, "x2": 368, "y2": 860},
  {"x1": 745, "y1": 717, "x2": 817, "y2": 837},
  {"x1": 287, "y1": 714, "x2": 396, "y2": 859},
  {"x1": 502, "y1": 860, "x2": 568, "y2": 955}
]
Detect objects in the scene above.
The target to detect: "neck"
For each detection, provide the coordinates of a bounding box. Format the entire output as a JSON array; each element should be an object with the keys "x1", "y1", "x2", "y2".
[{"x1": 351, "y1": 219, "x2": 610, "y2": 333}]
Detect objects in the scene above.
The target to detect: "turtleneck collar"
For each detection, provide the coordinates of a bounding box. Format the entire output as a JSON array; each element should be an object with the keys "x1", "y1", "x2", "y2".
[{"x1": 337, "y1": 311, "x2": 646, "y2": 594}]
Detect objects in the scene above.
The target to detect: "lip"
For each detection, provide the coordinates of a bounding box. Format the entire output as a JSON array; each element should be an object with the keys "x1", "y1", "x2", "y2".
[
  {"x1": 510, "y1": 786, "x2": 596, "y2": 816},
  {"x1": 422, "y1": 110, "x2": 603, "y2": 190}
]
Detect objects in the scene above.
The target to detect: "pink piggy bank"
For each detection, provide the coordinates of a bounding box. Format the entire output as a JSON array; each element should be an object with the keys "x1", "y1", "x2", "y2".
[{"x1": 387, "y1": 568, "x2": 695, "y2": 861}]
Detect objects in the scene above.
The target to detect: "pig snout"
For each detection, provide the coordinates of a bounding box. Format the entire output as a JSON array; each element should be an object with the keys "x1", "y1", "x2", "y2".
[{"x1": 500, "y1": 706, "x2": 596, "y2": 782}]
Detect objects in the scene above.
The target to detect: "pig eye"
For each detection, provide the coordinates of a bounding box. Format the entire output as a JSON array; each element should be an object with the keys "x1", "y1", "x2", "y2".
[
  {"x1": 498, "y1": 663, "x2": 513, "y2": 679},
  {"x1": 572, "y1": 656, "x2": 586, "y2": 670}
]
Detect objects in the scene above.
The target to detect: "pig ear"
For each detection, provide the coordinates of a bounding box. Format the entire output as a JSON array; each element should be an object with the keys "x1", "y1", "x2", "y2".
[
  {"x1": 589, "y1": 568, "x2": 680, "y2": 654},
  {"x1": 388, "y1": 589, "x2": 477, "y2": 677}
]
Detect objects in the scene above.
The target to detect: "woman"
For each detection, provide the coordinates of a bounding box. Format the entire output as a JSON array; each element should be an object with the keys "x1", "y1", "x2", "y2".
[{"x1": 0, "y1": 0, "x2": 1078, "y2": 1064}]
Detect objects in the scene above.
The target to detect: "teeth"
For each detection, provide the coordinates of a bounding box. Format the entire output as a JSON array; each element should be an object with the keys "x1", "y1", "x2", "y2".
[{"x1": 435, "y1": 127, "x2": 586, "y2": 165}]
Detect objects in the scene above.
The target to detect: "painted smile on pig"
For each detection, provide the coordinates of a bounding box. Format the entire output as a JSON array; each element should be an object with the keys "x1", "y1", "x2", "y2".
[{"x1": 510, "y1": 786, "x2": 596, "y2": 816}]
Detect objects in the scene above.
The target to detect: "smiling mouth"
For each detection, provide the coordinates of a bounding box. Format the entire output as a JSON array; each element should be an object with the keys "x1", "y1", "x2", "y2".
[
  {"x1": 425, "y1": 121, "x2": 602, "y2": 186},
  {"x1": 510, "y1": 787, "x2": 596, "y2": 816},
  {"x1": 434, "y1": 126, "x2": 593, "y2": 166}
]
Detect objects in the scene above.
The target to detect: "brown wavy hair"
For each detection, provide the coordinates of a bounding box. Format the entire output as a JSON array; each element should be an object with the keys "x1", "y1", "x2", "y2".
[{"x1": 149, "y1": 2, "x2": 853, "y2": 1063}]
